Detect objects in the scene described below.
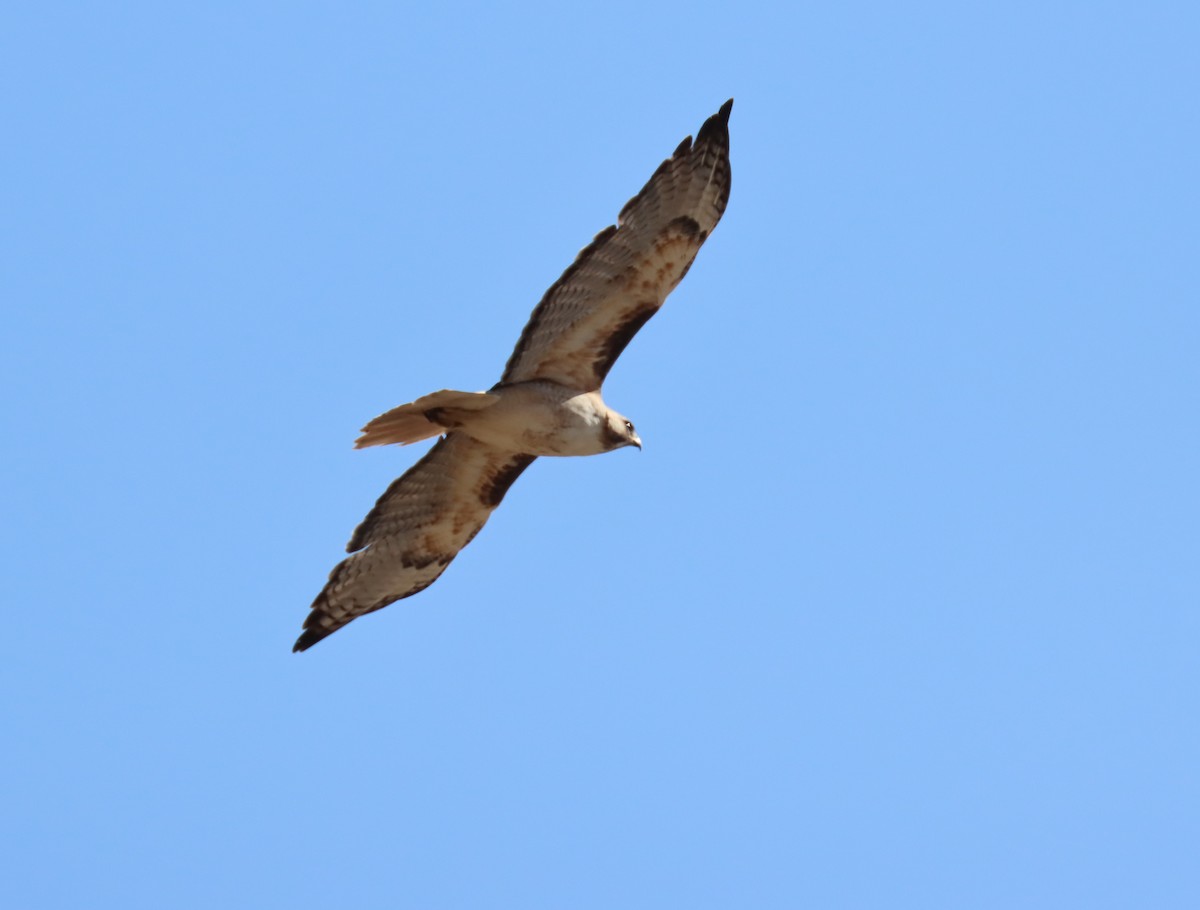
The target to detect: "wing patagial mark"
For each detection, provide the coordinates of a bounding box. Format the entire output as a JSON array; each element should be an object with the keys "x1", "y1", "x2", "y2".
[
  {"x1": 595, "y1": 303, "x2": 658, "y2": 380},
  {"x1": 481, "y1": 454, "x2": 537, "y2": 507},
  {"x1": 401, "y1": 553, "x2": 452, "y2": 571}
]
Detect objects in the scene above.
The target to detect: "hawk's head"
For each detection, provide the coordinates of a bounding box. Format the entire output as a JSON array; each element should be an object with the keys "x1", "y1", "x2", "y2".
[{"x1": 601, "y1": 410, "x2": 642, "y2": 452}]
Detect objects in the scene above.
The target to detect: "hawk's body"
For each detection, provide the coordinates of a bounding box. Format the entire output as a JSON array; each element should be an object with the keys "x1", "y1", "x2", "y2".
[{"x1": 295, "y1": 100, "x2": 733, "y2": 651}]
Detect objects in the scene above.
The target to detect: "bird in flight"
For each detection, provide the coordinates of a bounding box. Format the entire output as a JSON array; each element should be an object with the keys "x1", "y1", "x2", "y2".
[{"x1": 295, "y1": 100, "x2": 733, "y2": 651}]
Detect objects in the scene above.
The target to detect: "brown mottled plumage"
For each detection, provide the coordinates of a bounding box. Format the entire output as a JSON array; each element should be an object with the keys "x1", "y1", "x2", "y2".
[{"x1": 295, "y1": 100, "x2": 732, "y2": 651}]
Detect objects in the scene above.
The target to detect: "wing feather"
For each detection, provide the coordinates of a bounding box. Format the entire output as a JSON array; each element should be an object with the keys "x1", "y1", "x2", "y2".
[
  {"x1": 500, "y1": 99, "x2": 732, "y2": 390},
  {"x1": 294, "y1": 434, "x2": 535, "y2": 651}
]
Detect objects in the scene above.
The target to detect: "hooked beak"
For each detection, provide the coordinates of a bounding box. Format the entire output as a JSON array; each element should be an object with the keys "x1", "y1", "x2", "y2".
[{"x1": 630, "y1": 434, "x2": 642, "y2": 450}]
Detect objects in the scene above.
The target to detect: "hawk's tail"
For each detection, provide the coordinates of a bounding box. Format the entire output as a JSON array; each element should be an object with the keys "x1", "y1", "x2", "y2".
[{"x1": 354, "y1": 389, "x2": 500, "y2": 448}]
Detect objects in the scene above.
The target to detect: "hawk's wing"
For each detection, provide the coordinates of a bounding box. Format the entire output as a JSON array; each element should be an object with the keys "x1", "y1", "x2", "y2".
[
  {"x1": 294, "y1": 433, "x2": 535, "y2": 651},
  {"x1": 500, "y1": 99, "x2": 732, "y2": 391}
]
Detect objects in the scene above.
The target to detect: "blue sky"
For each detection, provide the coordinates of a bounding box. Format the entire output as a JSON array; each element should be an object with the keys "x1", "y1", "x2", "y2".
[{"x1": 3, "y1": 2, "x2": 1198, "y2": 907}]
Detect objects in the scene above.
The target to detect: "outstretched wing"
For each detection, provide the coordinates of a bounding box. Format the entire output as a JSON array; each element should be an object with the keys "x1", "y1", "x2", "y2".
[
  {"x1": 294, "y1": 433, "x2": 536, "y2": 651},
  {"x1": 500, "y1": 99, "x2": 733, "y2": 391}
]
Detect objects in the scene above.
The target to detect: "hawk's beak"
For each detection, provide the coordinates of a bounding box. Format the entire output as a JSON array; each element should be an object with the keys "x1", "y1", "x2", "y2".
[{"x1": 631, "y1": 435, "x2": 642, "y2": 450}]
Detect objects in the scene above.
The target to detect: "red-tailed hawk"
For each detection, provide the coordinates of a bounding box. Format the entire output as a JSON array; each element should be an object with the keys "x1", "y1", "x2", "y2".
[{"x1": 295, "y1": 100, "x2": 733, "y2": 651}]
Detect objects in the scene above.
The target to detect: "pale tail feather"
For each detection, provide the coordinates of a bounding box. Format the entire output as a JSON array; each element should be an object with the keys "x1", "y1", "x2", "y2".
[{"x1": 354, "y1": 390, "x2": 499, "y2": 449}]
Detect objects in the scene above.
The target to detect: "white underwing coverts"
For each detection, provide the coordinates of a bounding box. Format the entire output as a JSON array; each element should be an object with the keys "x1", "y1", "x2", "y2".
[{"x1": 295, "y1": 100, "x2": 733, "y2": 652}]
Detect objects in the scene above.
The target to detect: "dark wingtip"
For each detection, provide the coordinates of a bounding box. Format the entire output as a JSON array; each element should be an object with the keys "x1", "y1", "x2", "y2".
[
  {"x1": 696, "y1": 99, "x2": 733, "y2": 146},
  {"x1": 292, "y1": 626, "x2": 330, "y2": 653}
]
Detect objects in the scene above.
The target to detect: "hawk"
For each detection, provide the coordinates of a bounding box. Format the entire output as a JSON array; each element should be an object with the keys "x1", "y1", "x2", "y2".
[{"x1": 295, "y1": 100, "x2": 733, "y2": 651}]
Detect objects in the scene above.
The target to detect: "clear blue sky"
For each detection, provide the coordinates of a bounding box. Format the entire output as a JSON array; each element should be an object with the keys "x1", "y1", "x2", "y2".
[{"x1": 4, "y1": 2, "x2": 1198, "y2": 907}]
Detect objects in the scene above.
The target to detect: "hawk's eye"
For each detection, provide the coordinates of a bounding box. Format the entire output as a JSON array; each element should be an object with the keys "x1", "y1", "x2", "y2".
[{"x1": 624, "y1": 420, "x2": 635, "y2": 433}]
